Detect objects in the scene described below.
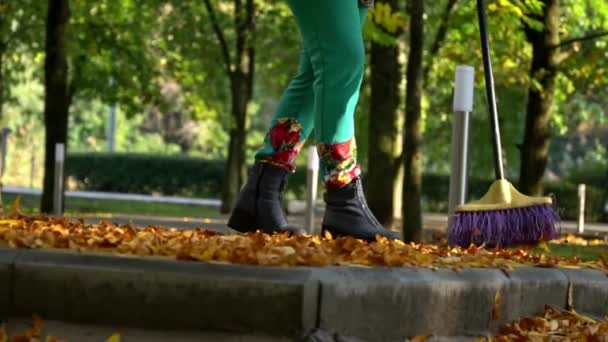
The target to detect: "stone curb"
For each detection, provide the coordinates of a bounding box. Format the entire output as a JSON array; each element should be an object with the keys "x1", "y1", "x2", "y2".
[
  {"x1": 0, "y1": 248, "x2": 606, "y2": 340},
  {"x1": 0, "y1": 248, "x2": 17, "y2": 318},
  {"x1": 1, "y1": 248, "x2": 318, "y2": 338},
  {"x1": 561, "y1": 268, "x2": 608, "y2": 318}
]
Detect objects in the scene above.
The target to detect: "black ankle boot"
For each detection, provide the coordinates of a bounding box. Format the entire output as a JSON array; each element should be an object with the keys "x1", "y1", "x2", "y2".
[
  {"x1": 322, "y1": 178, "x2": 401, "y2": 241},
  {"x1": 228, "y1": 162, "x2": 305, "y2": 235}
]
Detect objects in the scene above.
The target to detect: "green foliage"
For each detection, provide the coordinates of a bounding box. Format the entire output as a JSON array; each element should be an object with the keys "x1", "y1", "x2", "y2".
[
  {"x1": 68, "y1": 0, "x2": 162, "y2": 112},
  {"x1": 0, "y1": 0, "x2": 606, "y2": 221},
  {"x1": 364, "y1": 2, "x2": 406, "y2": 46}
]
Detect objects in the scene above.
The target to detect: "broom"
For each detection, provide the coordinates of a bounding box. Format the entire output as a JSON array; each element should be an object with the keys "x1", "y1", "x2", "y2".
[{"x1": 447, "y1": 0, "x2": 560, "y2": 247}]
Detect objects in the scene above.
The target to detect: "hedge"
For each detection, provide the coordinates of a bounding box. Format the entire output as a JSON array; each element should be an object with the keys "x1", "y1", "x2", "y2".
[
  {"x1": 66, "y1": 153, "x2": 607, "y2": 222},
  {"x1": 66, "y1": 153, "x2": 225, "y2": 197}
]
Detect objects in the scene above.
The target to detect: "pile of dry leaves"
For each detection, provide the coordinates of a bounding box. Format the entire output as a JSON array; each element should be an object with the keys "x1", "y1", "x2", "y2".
[
  {"x1": 0, "y1": 315, "x2": 119, "y2": 342},
  {"x1": 0, "y1": 215, "x2": 606, "y2": 271},
  {"x1": 478, "y1": 305, "x2": 608, "y2": 341}
]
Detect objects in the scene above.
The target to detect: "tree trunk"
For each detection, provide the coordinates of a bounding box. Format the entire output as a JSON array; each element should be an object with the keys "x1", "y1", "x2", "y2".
[
  {"x1": 41, "y1": 0, "x2": 70, "y2": 214},
  {"x1": 0, "y1": 46, "x2": 4, "y2": 121},
  {"x1": 220, "y1": 0, "x2": 255, "y2": 214},
  {"x1": 221, "y1": 72, "x2": 250, "y2": 213},
  {"x1": 518, "y1": 0, "x2": 559, "y2": 196},
  {"x1": 402, "y1": 0, "x2": 424, "y2": 242},
  {"x1": 0, "y1": 46, "x2": 5, "y2": 214},
  {"x1": 367, "y1": 0, "x2": 402, "y2": 228}
]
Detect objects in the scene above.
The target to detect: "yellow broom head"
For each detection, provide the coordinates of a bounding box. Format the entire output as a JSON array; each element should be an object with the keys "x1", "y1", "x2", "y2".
[{"x1": 455, "y1": 180, "x2": 552, "y2": 212}]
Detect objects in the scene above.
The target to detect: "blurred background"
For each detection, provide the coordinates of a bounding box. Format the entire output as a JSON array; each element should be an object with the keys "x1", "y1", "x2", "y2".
[{"x1": 0, "y1": 0, "x2": 606, "y2": 237}]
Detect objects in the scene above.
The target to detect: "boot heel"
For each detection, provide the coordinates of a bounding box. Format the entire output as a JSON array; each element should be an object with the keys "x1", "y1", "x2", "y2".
[{"x1": 227, "y1": 208, "x2": 256, "y2": 233}]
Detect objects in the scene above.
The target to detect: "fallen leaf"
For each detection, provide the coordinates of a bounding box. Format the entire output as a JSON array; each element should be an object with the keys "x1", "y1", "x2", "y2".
[
  {"x1": 0, "y1": 324, "x2": 6, "y2": 342},
  {"x1": 45, "y1": 337, "x2": 65, "y2": 342},
  {"x1": 409, "y1": 334, "x2": 432, "y2": 342},
  {"x1": 599, "y1": 253, "x2": 608, "y2": 270},
  {"x1": 492, "y1": 290, "x2": 502, "y2": 321},
  {"x1": 30, "y1": 314, "x2": 43, "y2": 338},
  {"x1": 549, "y1": 319, "x2": 559, "y2": 331},
  {"x1": 105, "y1": 333, "x2": 121, "y2": 342},
  {"x1": 537, "y1": 242, "x2": 551, "y2": 253}
]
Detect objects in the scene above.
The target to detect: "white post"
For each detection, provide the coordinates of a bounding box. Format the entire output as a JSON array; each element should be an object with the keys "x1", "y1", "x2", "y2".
[
  {"x1": 0, "y1": 128, "x2": 9, "y2": 214},
  {"x1": 53, "y1": 143, "x2": 65, "y2": 216},
  {"x1": 30, "y1": 154, "x2": 36, "y2": 188},
  {"x1": 448, "y1": 66, "x2": 475, "y2": 216},
  {"x1": 305, "y1": 145, "x2": 319, "y2": 234},
  {"x1": 0, "y1": 127, "x2": 11, "y2": 178},
  {"x1": 108, "y1": 104, "x2": 117, "y2": 152},
  {"x1": 577, "y1": 184, "x2": 586, "y2": 234}
]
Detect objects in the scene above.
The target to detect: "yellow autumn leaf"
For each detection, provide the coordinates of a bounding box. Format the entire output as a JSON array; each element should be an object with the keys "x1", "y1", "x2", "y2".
[
  {"x1": 105, "y1": 332, "x2": 121, "y2": 342},
  {"x1": 0, "y1": 324, "x2": 7, "y2": 342},
  {"x1": 409, "y1": 334, "x2": 432, "y2": 342}
]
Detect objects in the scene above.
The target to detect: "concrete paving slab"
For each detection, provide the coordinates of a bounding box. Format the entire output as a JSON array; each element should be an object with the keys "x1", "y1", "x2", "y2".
[
  {"x1": 0, "y1": 248, "x2": 18, "y2": 318},
  {"x1": 11, "y1": 249, "x2": 318, "y2": 338},
  {"x1": 560, "y1": 268, "x2": 608, "y2": 318},
  {"x1": 317, "y1": 267, "x2": 508, "y2": 341},
  {"x1": 497, "y1": 268, "x2": 568, "y2": 329}
]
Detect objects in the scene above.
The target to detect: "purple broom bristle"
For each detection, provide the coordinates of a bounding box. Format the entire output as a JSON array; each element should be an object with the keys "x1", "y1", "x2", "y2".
[{"x1": 448, "y1": 204, "x2": 560, "y2": 247}]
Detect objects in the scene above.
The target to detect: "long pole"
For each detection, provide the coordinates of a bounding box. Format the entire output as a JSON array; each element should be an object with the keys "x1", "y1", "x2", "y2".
[{"x1": 476, "y1": 0, "x2": 505, "y2": 180}]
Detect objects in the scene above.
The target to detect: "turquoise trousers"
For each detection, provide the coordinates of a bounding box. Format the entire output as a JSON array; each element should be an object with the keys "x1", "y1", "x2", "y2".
[{"x1": 255, "y1": 0, "x2": 368, "y2": 188}]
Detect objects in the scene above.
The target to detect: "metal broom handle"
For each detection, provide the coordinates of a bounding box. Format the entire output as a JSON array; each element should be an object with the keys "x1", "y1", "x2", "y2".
[{"x1": 476, "y1": 0, "x2": 505, "y2": 180}]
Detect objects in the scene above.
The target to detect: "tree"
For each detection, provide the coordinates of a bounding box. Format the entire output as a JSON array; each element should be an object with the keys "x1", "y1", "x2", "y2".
[
  {"x1": 41, "y1": 0, "x2": 70, "y2": 213},
  {"x1": 519, "y1": 0, "x2": 608, "y2": 195},
  {"x1": 367, "y1": 1, "x2": 405, "y2": 228},
  {"x1": 0, "y1": 0, "x2": 44, "y2": 121},
  {"x1": 402, "y1": 0, "x2": 424, "y2": 242},
  {"x1": 203, "y1": 0, "x2": 256, "y2": 213}
]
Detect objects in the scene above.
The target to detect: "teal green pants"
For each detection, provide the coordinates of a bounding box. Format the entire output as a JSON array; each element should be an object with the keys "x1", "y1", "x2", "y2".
[{"x1": 255, "y1": 0, "x2": 367, "y2": 188}]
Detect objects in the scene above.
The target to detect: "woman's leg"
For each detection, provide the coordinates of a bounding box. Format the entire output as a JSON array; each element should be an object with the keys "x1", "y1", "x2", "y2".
[
  {"x1": 228, "y1": 29, "x2": 316, "y2": 235},
  {"x1": 254, "y1": 49, "x2": 315, "y2": 172},
  {"x1": 254, "y1": 2, "x2": 368, "y2": 176},
  {"x1": 287, "y1": 0, "x2": 367, "y2": 188},
  {"x1": 287, "y1": 0, "x2": 400, "y2": 240}
]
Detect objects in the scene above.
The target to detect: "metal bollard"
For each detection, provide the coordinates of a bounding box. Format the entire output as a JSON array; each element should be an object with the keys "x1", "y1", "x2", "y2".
[
  {"x1": 577, "y1": 184, "x2": 586, "y2": 234},
  {"x1": 53, "y1": 143, "x2": 65, "y2": 216},
  {"x1": 0, "y1": 127, "x2": 11, "y2": 178},
  {"x1": 305, "y1": 145, "x2": 319, "y2": 234},
  {"x1": 448, "y1": 66, "x2": 475, "y2": 217},
  {"x1": 108, "y1": 104, "x2": 117, "y2": 152}
]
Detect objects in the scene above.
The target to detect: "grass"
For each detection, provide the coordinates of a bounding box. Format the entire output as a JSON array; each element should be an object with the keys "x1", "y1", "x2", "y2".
[
  {"x1": 1, "y1": 193, "x2": 220, "y2": 218},
  {"x1": 541, "y1": 244, "x2": 608, "y2": 262}
]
